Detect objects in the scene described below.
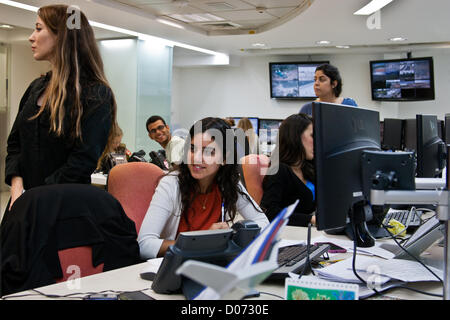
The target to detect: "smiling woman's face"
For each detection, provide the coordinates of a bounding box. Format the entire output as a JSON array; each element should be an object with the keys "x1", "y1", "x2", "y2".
[{"x1": 187, "y1": 132, "x2": 223, "y2": 187}]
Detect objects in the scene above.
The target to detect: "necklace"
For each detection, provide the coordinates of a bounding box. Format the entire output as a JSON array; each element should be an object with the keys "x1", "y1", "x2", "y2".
[{"x1": 201, "y1": 195, "x2": 208, "y2": 210}]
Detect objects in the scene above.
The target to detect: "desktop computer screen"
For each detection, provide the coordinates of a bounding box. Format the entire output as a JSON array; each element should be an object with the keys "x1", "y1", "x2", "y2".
[
  {"x1": 416, "y1": 114, "x2": 446, "y2": 178},
  {"x1": 382, "y1": 118, "x2": 403, "y2": 151},
  {"x1": 403, "y1": 119, "x2": 417, "y2": 151},
  {"x1": 313, "y1": 102, "x2": 381, "y2": 246},
  {"x1": 445, "y1": 113, "x2": 450, "y2": 144},
  {"x1": 232, "y1": 117, "x2": 259, "y2": 135}
]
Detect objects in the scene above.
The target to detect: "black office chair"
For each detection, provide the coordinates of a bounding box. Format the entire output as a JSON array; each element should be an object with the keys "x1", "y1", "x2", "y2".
[{"x1": 0, "y1": 184, "x2": 141, "y2": 296}]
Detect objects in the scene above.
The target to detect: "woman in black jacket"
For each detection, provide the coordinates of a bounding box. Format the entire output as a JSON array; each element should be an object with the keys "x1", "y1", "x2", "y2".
[
  {"x1": 5, "y1": 5, "x2": 117, "y2": 211},
  {"x1": 260, "y1": 113, "x2": 316, "y2": 227}
]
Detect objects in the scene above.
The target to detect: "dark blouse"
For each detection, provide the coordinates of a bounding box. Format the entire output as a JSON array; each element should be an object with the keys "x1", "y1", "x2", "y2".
[
  {"x1": 260, "y1": 163, "x2": 315, "y2": 227},
  {"x1": 5, "y1": 72, "x2": 113, "y2": 190}
]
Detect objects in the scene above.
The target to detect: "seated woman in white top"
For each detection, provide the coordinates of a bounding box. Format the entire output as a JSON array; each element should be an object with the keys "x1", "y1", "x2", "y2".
[{"x1": 138, "y1": 117, "x2": 269, "y2": 259}]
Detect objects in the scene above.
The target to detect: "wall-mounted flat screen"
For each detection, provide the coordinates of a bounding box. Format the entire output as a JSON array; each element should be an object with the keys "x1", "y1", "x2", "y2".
[
  {"x1": 269, "y1": 61, "x2": 329, "y2": 99},
  {"x1": 370, "y1": 57, "x2": 435, "y2": 101}
]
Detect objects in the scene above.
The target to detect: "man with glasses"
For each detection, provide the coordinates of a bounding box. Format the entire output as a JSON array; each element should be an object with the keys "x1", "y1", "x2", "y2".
[{"x1": 146, "y1": 115, "x2": 185, "y2": 168}]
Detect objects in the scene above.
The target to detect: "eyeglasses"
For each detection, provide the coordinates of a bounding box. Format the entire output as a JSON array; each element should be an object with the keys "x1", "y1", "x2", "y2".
[{"x1": 149, "y1": 125, "x2": 166, "y2": 135}]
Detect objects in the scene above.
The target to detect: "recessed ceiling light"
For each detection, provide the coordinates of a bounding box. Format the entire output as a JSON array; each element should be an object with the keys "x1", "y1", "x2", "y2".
[
  {"x1": 251, "y1": 43, "x2": 266, "y2": 47},
  {"x1": 0, "y1": 24, "x2": 14, "y2": 29},
  {"x1": 316, "y1": 40, "x2": 331, "y2": 45},
  {"x1": 389, "y1": 37, "x2": 407, "y2": 42},
  {"x1": 336, "y1": 45, "x2": 350, "y2": 49},
  {"x1": 354, "y1": 0, "x2": 394, "y2": 15}
]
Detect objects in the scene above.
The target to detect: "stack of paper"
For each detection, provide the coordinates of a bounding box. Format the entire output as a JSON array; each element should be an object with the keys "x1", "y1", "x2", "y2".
[{"x1": 315, "y1": 254, "x2": 443, "y2": 298}]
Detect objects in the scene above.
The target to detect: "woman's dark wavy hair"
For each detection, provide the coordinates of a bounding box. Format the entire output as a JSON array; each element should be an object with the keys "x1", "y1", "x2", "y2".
[
  {"x1": 274, "y1": 113, "x2": 314, "y2": 182},
  {"x1": 174, "y1": 117, "x2": 260, "y2": 226},
  {"x1": 316, "y1": 63, "x2": 342, "y2": 97}
]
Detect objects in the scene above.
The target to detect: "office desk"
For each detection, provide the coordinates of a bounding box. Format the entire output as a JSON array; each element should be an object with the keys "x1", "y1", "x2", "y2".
[{"x1": 2, "y1": 226, "x2": 443, "y2": 300}]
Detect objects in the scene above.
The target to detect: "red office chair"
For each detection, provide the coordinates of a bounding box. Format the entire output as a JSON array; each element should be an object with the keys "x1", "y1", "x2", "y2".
[
  {"x1": 56, "y1": 247, "x2": 104, "y2": 283},
  {"x1": 240, "y1": 154, "x2": 270, "y2": 205},
  {"x1": 107, "y1": 162, "x2": 164, "y2": 233},
  {"x1": 0, "y1": 184, "x2": 140, "y2": 296}
]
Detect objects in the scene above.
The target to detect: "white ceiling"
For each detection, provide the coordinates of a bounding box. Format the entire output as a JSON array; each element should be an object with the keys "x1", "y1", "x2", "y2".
[
  {"x1": 112, "y1": 0, "x2": 312, "y2": 35},
  {"x1": 1, "y1": 0, "x2": 450, "y2": 57}
]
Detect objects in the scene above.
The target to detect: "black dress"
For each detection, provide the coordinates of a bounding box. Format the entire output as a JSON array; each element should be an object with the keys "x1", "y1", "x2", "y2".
[
  {"x1": 260, "y1": 162, "x2": 315, "y2": 227},
  {"x1": 5, "y1": 72, "x2": 113, "y2": 190}
]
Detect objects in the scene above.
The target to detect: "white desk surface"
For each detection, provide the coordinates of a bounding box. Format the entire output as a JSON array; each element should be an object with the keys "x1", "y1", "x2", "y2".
[{"x1": 2, "y1": 226, "x2": 444, "y2": 301}]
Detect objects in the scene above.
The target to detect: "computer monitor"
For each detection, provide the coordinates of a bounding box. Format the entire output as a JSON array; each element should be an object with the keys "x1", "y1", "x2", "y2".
[
  {"x1": 258, "y1": 118, "x2": 283, "y2": 155},
  {"x1": 382, "y1": 118, "x2": 403, "y2": 151},
  {"x1": 403, "y1": 118, "x2": 417, "y2": 151},
  {"x1": 446, "y1": 113, "x2": 450, "y2": 144},
  {"x1": 416, "y1": 114, "x2": 446, "y2": 178},
  {"x1": 313, "y1": 102, "x2": 381, "y2": 247},
  {"x1": 437, "y1": 119, "x2": 444, "y2": 141},
  {"x1": 232, "y1": 117, "x2": 259, "y2": 135},
  {"x1": 380, "y1": 121, "x2": 384, "y2": 146}
]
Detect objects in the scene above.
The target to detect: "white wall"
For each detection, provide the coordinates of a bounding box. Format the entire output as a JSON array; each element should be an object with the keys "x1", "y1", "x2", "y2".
[
  {"x1": 172, "y1": 49, "x2": 450, "y2": 130},
  {"x1": 171, "y1": 53, "x2": 384, "y2": 130}
]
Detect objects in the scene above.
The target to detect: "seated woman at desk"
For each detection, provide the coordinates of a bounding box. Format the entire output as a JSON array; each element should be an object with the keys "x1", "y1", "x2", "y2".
[
  {"x1": 96, "y1": 125, "x2": 131, "y2": 173},
  {"x1": 260, "y1": 113, "x2": 316, "y2": 227},
  {"x1": 299, "y1": 63, "x2": 357, "y2": 116},
  {"x1": 138, "y1": 117, "x2": 269, "y2": 259}
]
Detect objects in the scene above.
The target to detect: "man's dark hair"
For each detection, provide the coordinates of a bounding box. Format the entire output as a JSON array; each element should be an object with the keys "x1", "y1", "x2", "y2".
[{"x1": 146, "y1": 115, "x2": 167, "y2": 132}]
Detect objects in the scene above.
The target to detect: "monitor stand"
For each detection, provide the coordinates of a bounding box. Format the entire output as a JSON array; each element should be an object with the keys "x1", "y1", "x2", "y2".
[
  {"x1": 346, "y1": 201, "x2": 376, "y2": 248},
  {"x1": 324, "y1": 201, "x2": 376, "y2": 247}
]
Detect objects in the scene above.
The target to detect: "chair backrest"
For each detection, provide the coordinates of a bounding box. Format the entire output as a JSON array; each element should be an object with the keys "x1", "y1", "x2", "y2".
[
  {"x1": 107, "y1": 162, "x2": 164, "y2": 233},
  {"x1": 56, "y1": 247, "x2": 104, "y2": 283},
  {"x1": 240, "y1": 154, "x2": 270, "y2": 205},
  {"x1": 1, "y1": 184, "x2": 140, "y2": 295}
]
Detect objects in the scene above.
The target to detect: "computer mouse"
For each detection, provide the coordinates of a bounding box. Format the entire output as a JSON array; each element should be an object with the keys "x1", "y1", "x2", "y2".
[{"x1": 140, "y1": 271, "x2": 156, "y2": 281}]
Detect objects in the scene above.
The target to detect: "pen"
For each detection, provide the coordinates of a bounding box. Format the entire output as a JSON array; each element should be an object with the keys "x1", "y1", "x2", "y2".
[{"x1": 221, "y1": 203, "x2": 225, "y2": 222}]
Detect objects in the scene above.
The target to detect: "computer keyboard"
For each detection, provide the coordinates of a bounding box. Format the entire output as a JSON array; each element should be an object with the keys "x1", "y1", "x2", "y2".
[
  {"x1": 267, "y1": 243, "x2": 330, "y2": 280},
  {"x1": 383, "y1": 208, "x2": 423, "y2": 228}
]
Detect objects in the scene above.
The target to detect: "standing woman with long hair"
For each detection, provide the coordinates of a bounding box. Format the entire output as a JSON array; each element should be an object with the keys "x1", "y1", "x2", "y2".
[
  {"x1": 138, "y1": 117, "x2": 269, "y2": 259},
  {"x1": 260, "y1": 113, "x2": 316, "y2": 227},
  {"x1": 5, "y1": 5, "x2": 117, "y2": 210}
]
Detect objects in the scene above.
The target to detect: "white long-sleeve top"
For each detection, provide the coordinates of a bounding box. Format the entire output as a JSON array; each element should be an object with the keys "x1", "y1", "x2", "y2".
[{"x1": 137, "y1": 173, "x2": 269, "y2": 259}]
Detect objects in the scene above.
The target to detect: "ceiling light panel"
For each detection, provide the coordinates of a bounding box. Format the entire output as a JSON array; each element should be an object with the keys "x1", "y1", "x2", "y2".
[
  {"x1": 192, "y1": 0, "x2": 253, "y2": 12},
  {"x1": 354, "y1": 0, "x2": 394, "y2": 15},
  {"x1": 205, "y1": 2, "x2": 235, "y2": 10},
  {"x1": 168, "y1": 12, "x2": 225, "y2": 22}
]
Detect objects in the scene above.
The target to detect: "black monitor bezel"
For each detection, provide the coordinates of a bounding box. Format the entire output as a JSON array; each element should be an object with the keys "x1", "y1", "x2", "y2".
[
  {"x1": 269, "y1": 61, "x2": 329, "y2": 100},
  {"x1": 231, "y1": 117, "x2": 260, "y2": 135},
  {"x1": 313, "y1": 102, "x2": 381, "y2": 231},
  {"x1": 416, "y1": 114, "x2": 445, "y2": 178},
  {"x1": 382, "y1": 118, "x2": 404, "y2": 150},
  {"x1": 369, "y1": 56, "x2": 435, "y2": 102},
  {"x1": 444, "y1": 114, "x2": 450, "y2": 144}
]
